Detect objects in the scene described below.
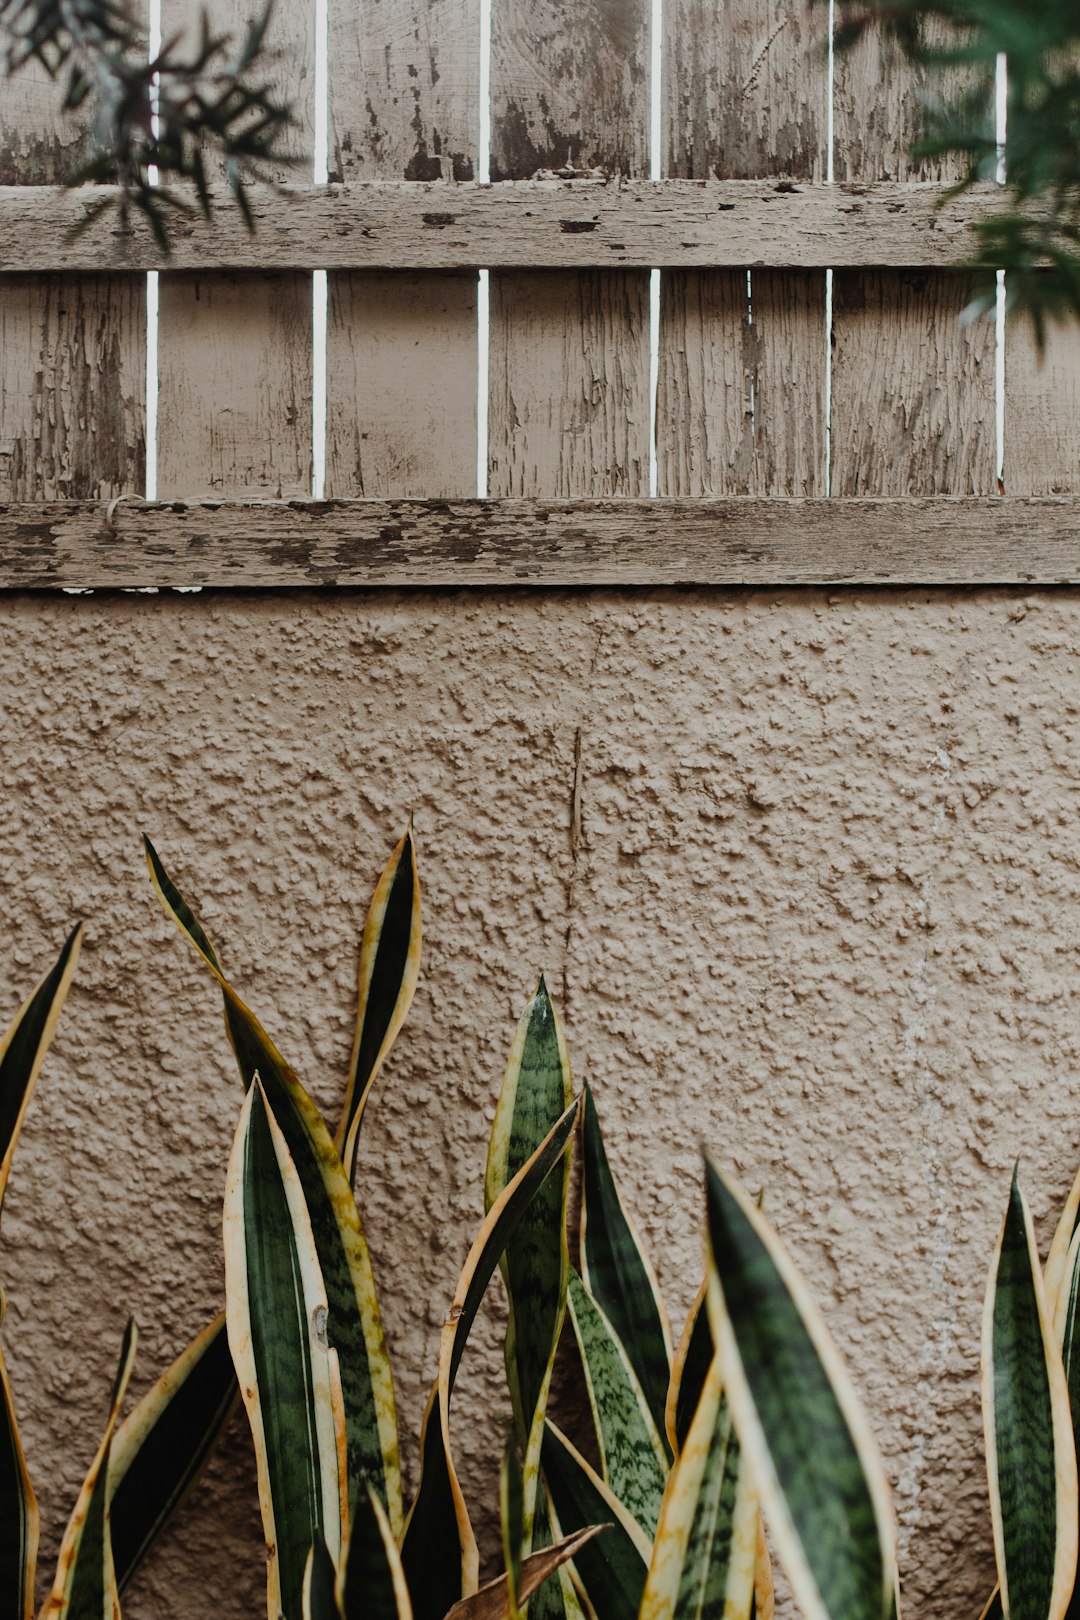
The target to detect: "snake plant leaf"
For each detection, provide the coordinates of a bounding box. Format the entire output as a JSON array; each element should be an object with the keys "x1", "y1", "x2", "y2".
[
  {"x1": 540, "y1": 1422, "x2": 651, "y2": 1620},
  {"x1": 704, "y1": 1159, "x2": 897, "y2": 1620},
  {"x1": 337, "y1": 827, "x2": 421, "y2": 1179},
  {"x1": 0, "y1": 1289, "x2": 37, "y2": 1620},
  {"x1": 754, "y1": 1517, "x2": 775, "y2": 1620},
  {"x1": 983, "y1": 1168, "x2": 1078, "y2": 1620},
  {"x1": 639, "y1": 1354, "x2": 757, "y2": 1620},
  {"x1": 579, "y1": 1083, "x2": 672, "y2": 1449},
  {"x1": 108, "y1": 1310, "x2": 236, "y2": 1591},
  {"x1": 666, "y1": 1283, "x2": 713, "y2": 1458},
  {"x1": 0, "y1": 924, "x2": 81, "y2": 1217},
  {"x1": 484, "y1": 980, "x2": 573, "y2": 1527},
  {"x1": 339, "y1": 1482, "x2": 413, "y2": 1620},
  {"x1": 566, "y1": 1267, "x2": 668, "y2": 1538},
  {"x1": 501, "y1": 1439, "x2": 525, "y2": 1620},
  {"x1": 225, "y1": 1079, "x2": 351, "y2": 1620},
  {"x1": 42, "y1": 1319, "x2": 137, "y2": 1620},
  {"x1": 304, "y1": 1537, "x2": 343, "y2": 1620},
  {"x1": 145, "y1": 839, "x2": 400, "y2": 1536},
  {"x1": 442, "y1": 1526, "x2": 609, "y2": 1620},
  {"x1": 1046, "y1": 1166, "x2": 1080, "y2": 1316},
  {"x1": 402, "y1": 1098, "x2": 580, "y2": 1620},
  {"x1": 516, "y1": 1490, "x2": 588, "y2": 1620}
]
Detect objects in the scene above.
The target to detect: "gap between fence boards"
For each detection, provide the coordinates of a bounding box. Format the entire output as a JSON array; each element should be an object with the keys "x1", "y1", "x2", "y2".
[
  {"x1": 2, "y1": 498, "x2": 1079, "y2": 587},
  {"x1": 0, "y1": 180, "x2": 1010, "y2": 272}
]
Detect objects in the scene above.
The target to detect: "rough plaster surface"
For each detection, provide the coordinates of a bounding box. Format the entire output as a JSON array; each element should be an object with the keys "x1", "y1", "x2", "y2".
[{"x1": 2, "y1": 587, "x2": 1080, "y2": 1620}]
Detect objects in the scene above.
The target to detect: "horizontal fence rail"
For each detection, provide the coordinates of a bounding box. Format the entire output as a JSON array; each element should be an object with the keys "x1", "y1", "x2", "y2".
[
  {"x1": 3, "y1": 498, "x2": 1080, "y2": 588},
  {"x1": 0, "y1": 180, "x2": 1010, "y2": 272}
]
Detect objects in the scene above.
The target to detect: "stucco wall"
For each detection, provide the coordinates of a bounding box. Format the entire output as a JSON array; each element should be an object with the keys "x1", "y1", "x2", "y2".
[{"x1": 3, "y1": 586, "x2": 1080, "y2": 1620}]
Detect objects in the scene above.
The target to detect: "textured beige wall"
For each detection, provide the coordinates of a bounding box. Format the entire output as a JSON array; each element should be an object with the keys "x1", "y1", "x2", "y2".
[{"x1": 2, "y1": 587, "x2": 1080, "y2": 1620}]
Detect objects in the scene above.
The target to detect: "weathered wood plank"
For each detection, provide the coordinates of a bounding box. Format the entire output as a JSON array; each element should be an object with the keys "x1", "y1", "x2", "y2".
[
  {"x1": 0, "y1": 275, "x2": 145, "y2": 500},
  {"x1": 155, "y1": 0, "x2": 313, "y2": 498},
  {"x1": 664, "y1": 0, "x2": 825, "y2": 183},
  {"x1": 2, "y1": 497, "x2": 1079, "y2": 587},
  {"x1": 325, "y1": 0, "x2": 478, "y2": 497},
  {"x1": 488, "y1": 0, "x2": 649, "y2": 497},
  {"x1": 1004, "y1": 313, "x2": 1080, "y2": 496},
  {"x1": 830, "y1": 268, "x2": 996, "y2": 495},
  {"x1": 659, "y1": 0, "x2": 828, "y2": 496},
  {"x1": 156, "y1": 271, "x2": 313, "y2": 497},
  {"x1": 830, "y1": 19, "x2": 996, "y2": 495},
  {"x1": 325, "y1": 271, "x2": 477, "y2": 496},
  {"x1": 0, "y1": 180, "x2": 1007, "y2": 272},
  {"x1": 658, "y1": 268, "x2": 827, "y2": 496},
  {"x1": 0, "y1": 19, "x2": 145, "y2": 499}
]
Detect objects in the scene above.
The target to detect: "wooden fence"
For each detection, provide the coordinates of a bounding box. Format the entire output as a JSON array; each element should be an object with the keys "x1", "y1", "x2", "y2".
[{"x1": 1, "y1": 0, "x2": 1078, "y2": 588}]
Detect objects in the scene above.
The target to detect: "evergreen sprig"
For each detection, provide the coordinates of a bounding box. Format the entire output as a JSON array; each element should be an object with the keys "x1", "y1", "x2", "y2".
[
  {"x1": 831, "y1": 0, "x2": 1080, "y2": 338},
  {"x1": 1, "y1": 0, "x2": 297, "y2": 248}
]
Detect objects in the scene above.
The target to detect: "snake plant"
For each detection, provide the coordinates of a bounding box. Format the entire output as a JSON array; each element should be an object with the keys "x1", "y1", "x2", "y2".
[{"x1": 3, "y1": 831, "x2": 1079, "y2": 1620}]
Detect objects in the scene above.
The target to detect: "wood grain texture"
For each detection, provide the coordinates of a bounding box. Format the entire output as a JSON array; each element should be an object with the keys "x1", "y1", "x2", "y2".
[
  {"x1": 155, "y1": 0, "x2": 313, "y2": 497},
  {"x1": 660, "y1": 0, "x2": 827, "y2": 496},
  {"x1": 156, "y1": 272, "x2": 313, "y2": 498},
  {"x1": 4, "y1": 497, "x2": 1080, "y2": 588},
  {"x1": 830, "y1": 270, "x2": 995, "y2": 496},
  {"x1": 325, "y1": 272, "x2": 476, "y2": 497},
  {"x1": 489, "y1": 0, "x2": 649, "y2": 498},
  {"x1": 657, "y1": 269, "x2": 826, "y2": 496},
  {"x1": 830, "y1": 20, "x2": 994, "y2": 495},
  {"x1": 488, "y1": 270, "x2": 648, "y2": 496},
  {"x1": 326, "y1": 0, "x2": 478, "y2": 496},
  {"x1": 664, "y1": 0, "x2": 825, "y2": 182},
  {"x1": 328, "y1": 0, "x2": 478, "y2": 182},
  {"x1": 0, "y1": 275, "x2": 145, "y2": 500},
  {"x1": 0, "y1": 16, "x2": 145, "y2": 499},
  {"x1": 1005, "y1": 318, "x2": 1080, "y2": 496},
  {"x1": 833, "y1": 20, "x2": 975, "y2": 186},
  {"x1": 0, "y1": 180, "x2": 1009, "y2": 273}
]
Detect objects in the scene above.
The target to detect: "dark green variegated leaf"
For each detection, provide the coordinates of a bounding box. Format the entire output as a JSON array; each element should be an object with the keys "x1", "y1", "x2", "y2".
[
  {"x1": 580, "y1": 1083, "x2": 672, "y2": 1449},
  {"x1": 566, "y1": 1267, "x2": 667, "y2": 1538},
  {"x1": 225, "y1": 1081, "x2": 349, "y2": 1620},
  {"x1": 0, "y1": 924, "x2": 81, "y2": 1216},
  {"x1": 983, "y1": 1169, "x2": 1077, "y2": 1620},
  {"x1": 540, "y1": 1423, "x2": 650, "y2": 1620},
  {"x1": 109, "y1": 1311, "x2": 236, "y2": 1591},
  {"x1": 0, "y1": 1290, "x2": 37, "y2": 1620},
  {"x1": 485, "y1": 980, "x2": 573, "y2": 1524},
  {"x1": 402, "y1": 1099, "x2": 580, "y2": 1620},
  {"x1": 340, "y1": 1483, "x2": 412, "y2": 1620},
  {"x1": 666, "y1": 1283, "x2": 713, "y2": 1458},
  {"x1": 337, "y1": 827, "x2": 421, "y2": 1180},
  {"x1": 145, "y1": 840, "x2": 400, "y2": 1536},
  {"x1": 640, "y1": 1355, "x2": 757, "y2": 1620},
  {"x1": 704, "y1": 1160, "x2": 896, "y2": 1620},
  {"x1": 443, "y1": 1526, "x2": 608, "y2": 1620},
  {"x1": 0, "y1": 931, "x2": 81, "y2": 1620},
  {"x1": 304, "y1": 1537, "x2": 343, "y2": 1620},
  {"x1": 42, "y1": 1320, "x2": 137, "y2": 1620},
  {"x1": 501, "y1": 1439, "x2": 525, "y2": 1620},
  {"x1": 523, "y1": 1488, "x2": 588, "y2": 1620}
]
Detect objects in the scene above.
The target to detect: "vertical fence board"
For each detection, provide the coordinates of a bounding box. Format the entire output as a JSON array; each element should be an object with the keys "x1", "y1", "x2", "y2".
[
  {"x1": 0, "y1": 57, "x2": 145, "y2": 499},
  {"x1": 488, "y1": 0, "x2": 650, "y2": 497},
  {"x1": 831, "y1": 31, "x2": 995, "y2": 495},
  {"x1": 658, "y1": 0, "x2": 827, "y2": 497},
  {"x1": 1004, "y1": 320, "x2": 1080, "y2": 496},
  {"x1": 156, "y1": 0, "x2": 313, "y2": 498},
  {"x1": 325, "y1": 0, "x2": 479, "y2": 498}
]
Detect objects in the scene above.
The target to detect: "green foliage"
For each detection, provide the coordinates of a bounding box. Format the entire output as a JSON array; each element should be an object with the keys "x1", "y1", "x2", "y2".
[
  {"x1": 0, "y1": 0, "x2": 295, "y2": 248},
  {"x1": 6, "y1": 836, "x2": 1080, "y2": 1620},
  {"x1": 832, "y1": 0, "x2": 1080, "y2": 338}
]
